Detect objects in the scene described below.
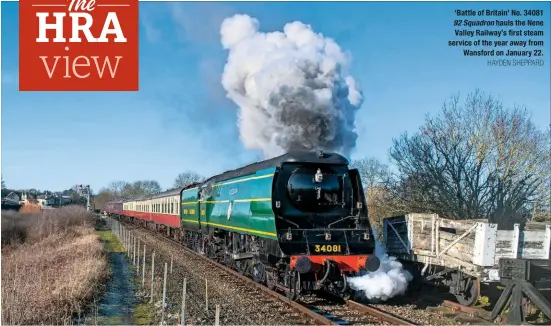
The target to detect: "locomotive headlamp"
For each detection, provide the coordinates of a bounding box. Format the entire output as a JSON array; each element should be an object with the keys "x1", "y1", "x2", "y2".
[
  {"x1": 286, "y1": 227, "x2": 293, "y2": 241},
  {"x1": 325, "y1": 231, "x2": 331, "y2": 241},
  {"x1": 363, "y1": 231, "x2": 370, "y2": 240},
  {"x1": 314, "y1": 168, "x2": 323, "y2": 183}
]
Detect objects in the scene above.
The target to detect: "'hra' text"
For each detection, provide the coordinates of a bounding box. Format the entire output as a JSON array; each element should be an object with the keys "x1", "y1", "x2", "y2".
[{"x1": 36, "y1": 0, "x2": 125, "y2": 79}]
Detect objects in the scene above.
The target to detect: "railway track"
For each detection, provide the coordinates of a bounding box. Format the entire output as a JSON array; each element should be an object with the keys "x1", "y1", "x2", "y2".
[
  {"x1": 301, "y1": 296, "x2": 417, "y2": 325},
  {"x1": 115, "y1": 217, "x2": 416, "y2": 325}
]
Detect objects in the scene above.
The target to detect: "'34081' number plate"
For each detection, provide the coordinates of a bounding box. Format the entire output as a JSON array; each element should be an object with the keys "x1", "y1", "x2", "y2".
[{"x1": 313, "y1": 244, "x2": 342, "y2": 253}]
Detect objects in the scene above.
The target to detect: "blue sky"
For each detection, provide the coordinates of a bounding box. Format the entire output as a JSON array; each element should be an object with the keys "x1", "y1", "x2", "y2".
[{"x1": 1, "y1": 1, "x2": 550, "y2": 192}]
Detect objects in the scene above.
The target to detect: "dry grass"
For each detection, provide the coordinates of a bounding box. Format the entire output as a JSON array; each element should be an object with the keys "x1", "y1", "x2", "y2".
[{"x1": 1, "y1": 206, "x2": 109, "y2": 325}]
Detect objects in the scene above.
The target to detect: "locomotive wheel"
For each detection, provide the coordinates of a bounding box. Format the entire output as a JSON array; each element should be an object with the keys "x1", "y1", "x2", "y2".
[
  {"x1": 266, "y1": 271, "x2": 277, "y2": 290},
  {"x1": 454, "y1": 276, "x2": 480, "y2": 306},
  {"x1": 252, "y1": 263, "x2": 265, "y2": 284},
  {"x1": 235, "y1": 261, "x2": 246, "y2": 275}
]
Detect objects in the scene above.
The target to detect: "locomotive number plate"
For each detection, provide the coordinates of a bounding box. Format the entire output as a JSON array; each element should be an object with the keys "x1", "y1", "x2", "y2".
[{"x1": 314, "y1": 244, "x2": 342, "y2": 253}]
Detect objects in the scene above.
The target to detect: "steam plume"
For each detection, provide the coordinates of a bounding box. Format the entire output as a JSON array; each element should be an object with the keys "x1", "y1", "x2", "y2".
[
  {"x1": 347, "y1": 230, "x2": 413, "y2": 301},
  {"x1": 220, "y1": 14, "x2": 363, "y2": 159}
]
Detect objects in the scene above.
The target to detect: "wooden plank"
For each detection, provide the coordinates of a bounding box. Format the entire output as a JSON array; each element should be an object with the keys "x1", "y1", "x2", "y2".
[
  {"x1": 524, "y1": 222, "x2": 550, "y2": 231},
  {"x1": 440, "y1": 231, "x2": 476, "y2": 242},
  {"x1": 522, "y1": 230, "x2": 548, "y2": 242},
  {"x1": 438, "y1": 218, "x2": 477, "y2": 231}
]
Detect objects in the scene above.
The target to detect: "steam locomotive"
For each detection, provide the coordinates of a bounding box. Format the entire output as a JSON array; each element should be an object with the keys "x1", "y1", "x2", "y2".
[{"x1": 104, "y1": 151, "x2": 380, "y2": 299}]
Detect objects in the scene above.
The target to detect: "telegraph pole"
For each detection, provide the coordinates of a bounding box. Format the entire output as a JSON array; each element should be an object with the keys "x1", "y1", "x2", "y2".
[{"x1": 75, "y1": 184, "x2": 91, "y2": 211}]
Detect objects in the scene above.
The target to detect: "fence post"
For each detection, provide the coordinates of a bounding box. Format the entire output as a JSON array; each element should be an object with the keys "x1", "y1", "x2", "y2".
[
  {"x1": 205, "y1": 278, "x2": 208, "y2": 311},
  {"x1": 142, "y1": 244, "x2": 146, "y2": 286},
  {"x1": 180, "y1": 278, "x2": 187, "y2": 326},
  {"x1": 215, "y1": 304, "x2": 220, "y2": 326},
  {"x1": 161, "y1": 262, "x2": 168, "y2": 324},
  {"x1": 150, "y1": 251, "x2": 155, "y2": 303},
  {"x1": 137, "y1": 239, "x2": 140, "y2": 274}
]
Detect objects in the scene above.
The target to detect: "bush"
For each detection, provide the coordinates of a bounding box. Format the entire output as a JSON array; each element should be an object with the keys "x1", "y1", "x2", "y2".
[{"x1": 1, "y1": 205, "x2": 93, "y2": 246}]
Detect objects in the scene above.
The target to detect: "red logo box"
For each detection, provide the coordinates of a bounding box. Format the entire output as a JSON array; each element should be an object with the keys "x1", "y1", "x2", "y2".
[{"x1": 19, "y1": 0, "x2": 139, "y2": 91}]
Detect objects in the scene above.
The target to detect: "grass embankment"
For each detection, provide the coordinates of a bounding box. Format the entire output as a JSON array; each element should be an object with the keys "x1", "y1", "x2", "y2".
[
  {"x1": 95, "y1": 226, "x2": 156, "y2": 325},
  {"x1": 97, "y1": 230, "x2": 125, "y2": 253},
  {"x1": 1, "y1": 206, "x2": 109, "y2": 325}
]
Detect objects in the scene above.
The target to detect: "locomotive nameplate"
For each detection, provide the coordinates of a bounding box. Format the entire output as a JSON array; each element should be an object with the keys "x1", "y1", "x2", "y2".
[{"x1": 313, "y1": 244, "x2": 342, "y2": 253}]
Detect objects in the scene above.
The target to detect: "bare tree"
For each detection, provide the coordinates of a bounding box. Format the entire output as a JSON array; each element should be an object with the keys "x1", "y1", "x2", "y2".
[
  {"x1": 389, "y1": 90, "x2": 550, "y2": 226},
  {"x1": 350, "y1": 157, "x2": 399, "y2": 230},
  {"x1": 121, "y1": 180, "x2": 162, "y2": 198},
  {"x1": 173, "y1": 171, "x2": 204, "y2": 189},
  {"x1": 92, "y1": 189, "x2": 116, "y2": 210},
  {"x1": 350, "y1": 157, "x2": 391, "y2": 192},
  {"x1": 107, "y1": 181, "x2": 129, "y2": 198},
  {"x1": 95, "y1": 180, "x2": 162, "y2": 207}
]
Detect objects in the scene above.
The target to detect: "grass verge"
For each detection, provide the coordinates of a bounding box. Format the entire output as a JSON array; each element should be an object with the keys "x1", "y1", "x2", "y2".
[{"x1": 1, "y1": 206, "x2": 109, "y2": 325}]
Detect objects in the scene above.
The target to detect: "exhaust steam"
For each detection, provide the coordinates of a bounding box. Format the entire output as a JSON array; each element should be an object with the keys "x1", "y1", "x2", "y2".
[
  {"x1": 347, "y1": 230, "x2": 413, "y2": 301},
  {"x1": 220, "y1": 14, "x2": 363, "y2": 159}
]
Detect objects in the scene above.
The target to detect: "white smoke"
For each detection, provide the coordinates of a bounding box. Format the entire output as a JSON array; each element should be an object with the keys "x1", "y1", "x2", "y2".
[
  {"x1": 220, "y1": 14, "x2": 363, "y2": 159},
  {"x1": 347, "y1": 230, "x2": 413, "y2": 302}
]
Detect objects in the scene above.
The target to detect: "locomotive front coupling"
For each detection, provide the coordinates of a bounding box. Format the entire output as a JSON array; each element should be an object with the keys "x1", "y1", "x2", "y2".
[{"x1": 290, "y1": 254, "x2": 381, "y2": 287}]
